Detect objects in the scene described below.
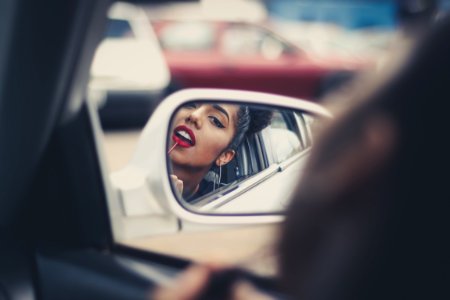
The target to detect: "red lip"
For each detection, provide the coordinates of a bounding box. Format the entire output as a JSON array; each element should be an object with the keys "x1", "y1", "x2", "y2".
[{"x1": 172, "y1": 125, "x2": 196, "y2": 148}]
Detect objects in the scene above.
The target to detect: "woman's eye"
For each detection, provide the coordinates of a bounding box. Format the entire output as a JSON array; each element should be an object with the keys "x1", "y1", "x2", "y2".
[{"x1": 209, "y1": 116, "x2": 225, "y2": 128}]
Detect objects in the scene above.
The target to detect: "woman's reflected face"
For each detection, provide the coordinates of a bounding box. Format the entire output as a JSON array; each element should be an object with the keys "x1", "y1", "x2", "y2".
[{"x1": 169, "y1": 103, "x2": 238, "y2": 169}]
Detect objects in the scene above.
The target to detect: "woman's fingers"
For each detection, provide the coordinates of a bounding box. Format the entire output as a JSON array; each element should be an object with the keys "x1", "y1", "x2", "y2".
[{"x1": 170, "y1": 174, "x2": 183, "y2": 196}]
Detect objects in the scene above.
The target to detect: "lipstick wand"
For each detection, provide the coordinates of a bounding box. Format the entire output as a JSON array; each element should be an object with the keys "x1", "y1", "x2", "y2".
[{"x1": 168, "y1": 142, "x2": 178, "y2": 154}]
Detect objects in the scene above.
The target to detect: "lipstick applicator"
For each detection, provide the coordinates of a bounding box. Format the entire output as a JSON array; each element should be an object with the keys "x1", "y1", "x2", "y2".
[{"x1": 167, "y1": 142, "x2": 178, "y2": 154}]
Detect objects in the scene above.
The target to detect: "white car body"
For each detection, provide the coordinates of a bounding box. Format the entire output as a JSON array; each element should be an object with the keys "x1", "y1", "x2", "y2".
[{"x1": 89, "y1": 2, "x2": 170, "y2": 106}]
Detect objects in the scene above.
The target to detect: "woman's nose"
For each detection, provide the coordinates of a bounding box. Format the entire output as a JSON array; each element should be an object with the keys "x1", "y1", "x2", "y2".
[{"x1": 186, "y1": 107, "x2": 203, "y2": 129}]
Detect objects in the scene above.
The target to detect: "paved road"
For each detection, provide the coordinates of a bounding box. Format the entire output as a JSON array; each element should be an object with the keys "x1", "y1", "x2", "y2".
[{"x1": 103, "y1": 129, "x2": 141, "y2": 172}]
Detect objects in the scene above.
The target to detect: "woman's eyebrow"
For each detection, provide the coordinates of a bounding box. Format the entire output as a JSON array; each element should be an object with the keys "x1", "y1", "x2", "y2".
[{"x1": 212, "y1": 104, "x2": 229, "y2": 122}]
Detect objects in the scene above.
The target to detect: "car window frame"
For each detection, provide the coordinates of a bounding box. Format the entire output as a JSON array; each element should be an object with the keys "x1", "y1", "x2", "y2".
[
  {"x1": 185, "y1": 108, "x2": 319, "y2": 211},
  {"x1": 192, "y1": 147, "x2": 312, "y2": 212},
  {"x1": 261, "y1": 110, "x2": 312, "y2": 165}
]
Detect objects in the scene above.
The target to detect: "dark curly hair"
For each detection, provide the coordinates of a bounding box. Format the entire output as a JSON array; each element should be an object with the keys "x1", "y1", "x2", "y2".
[{"x1": 228, "y1": 105, "x2": 273, "y2": 150}]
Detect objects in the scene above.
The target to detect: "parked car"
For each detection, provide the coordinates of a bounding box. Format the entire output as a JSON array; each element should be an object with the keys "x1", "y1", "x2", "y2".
[
  {"x1": 151, "y1": 19, "x2": 370, "y2": 101},
  {"x1": 89, "y1": 2, "x2": 170, "y2": 128}
]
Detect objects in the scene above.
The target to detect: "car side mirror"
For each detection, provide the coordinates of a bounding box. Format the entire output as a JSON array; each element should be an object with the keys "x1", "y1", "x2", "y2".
[{"x1": 109, "y1": 88, "x2": 331, "y2": 238}]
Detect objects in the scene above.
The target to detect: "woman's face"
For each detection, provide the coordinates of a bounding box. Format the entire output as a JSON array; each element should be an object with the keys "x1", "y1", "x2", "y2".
[{"x1": 169, "y1": 102, "x2": 239, "y2": 169}]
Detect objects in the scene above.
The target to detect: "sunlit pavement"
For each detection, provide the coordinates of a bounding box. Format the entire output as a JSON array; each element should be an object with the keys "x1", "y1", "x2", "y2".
[{"x1": 103, "y1": 129, "x2": 141, "y2": 172}]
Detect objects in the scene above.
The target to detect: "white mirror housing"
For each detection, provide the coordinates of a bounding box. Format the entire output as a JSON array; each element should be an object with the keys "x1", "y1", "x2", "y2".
[{"x1": 110, "y1": 88, "x2": 331, "y2": 239}]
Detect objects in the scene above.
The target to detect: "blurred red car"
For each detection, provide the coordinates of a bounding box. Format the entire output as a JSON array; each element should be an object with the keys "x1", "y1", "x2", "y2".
[{"x1": 152, "y1": 20, "x2": 370, "y2": 100}]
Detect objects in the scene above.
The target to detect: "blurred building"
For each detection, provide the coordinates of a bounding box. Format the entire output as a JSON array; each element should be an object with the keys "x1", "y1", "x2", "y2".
[{"x1": 263, "y1": 0, "x2": 450, "y2": 29}]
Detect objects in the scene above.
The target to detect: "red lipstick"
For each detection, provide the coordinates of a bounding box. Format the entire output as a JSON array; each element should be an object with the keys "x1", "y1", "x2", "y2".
[{"x1": 172, "y1": 125, "x2": 196, "y2": 148}]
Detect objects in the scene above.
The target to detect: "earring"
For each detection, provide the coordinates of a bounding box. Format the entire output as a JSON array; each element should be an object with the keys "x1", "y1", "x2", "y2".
[
  {"x1": 218, "y1": 164, "x2": 222, "y2": 189},
  {"x1": 213, "y1": 164, "x2": 222, "y2": 191}
]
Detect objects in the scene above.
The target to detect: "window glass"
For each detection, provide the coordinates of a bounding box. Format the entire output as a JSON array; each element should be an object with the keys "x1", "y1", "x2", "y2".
[
  {"x1": 264, "y1": 111, "x2": 303, "y2": 163},
  {"x1": 260, "y1": 35, "x2": 285, "y2": 59},
  {"x1": 106, "y1": 19, "x2": 135, "y2": 38},
  {"x1": 303, "y1": 112, "x2": 324, "y2": 146},
  {"x1": 270, "y1": 110, "x2": 288, "y2": 130},
  {"x1": 222, "y1": 26, "x2": 263, "y2": 55},
  {"x1": 222, "y1": 25, "x2": 285, "y2": 59},
  {"x1": 159, "y1": 22, "x2": 215, "y2": 51}
]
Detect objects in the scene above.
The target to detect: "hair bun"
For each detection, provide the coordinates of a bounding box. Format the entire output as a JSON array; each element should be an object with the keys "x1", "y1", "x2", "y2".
[{"x1": 247, "y1": 108, "x2": 273, "y2": 134}]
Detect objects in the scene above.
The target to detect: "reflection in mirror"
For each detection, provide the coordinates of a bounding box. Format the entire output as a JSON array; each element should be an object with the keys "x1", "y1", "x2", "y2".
[{"x1": 167, "y1": 101, "x2": 323, "y2": 215}]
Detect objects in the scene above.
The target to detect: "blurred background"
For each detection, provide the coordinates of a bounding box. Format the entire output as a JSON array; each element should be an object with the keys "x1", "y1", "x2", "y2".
[{"x1": 93, "y1": 0, "x2": 450, "y2": 168}]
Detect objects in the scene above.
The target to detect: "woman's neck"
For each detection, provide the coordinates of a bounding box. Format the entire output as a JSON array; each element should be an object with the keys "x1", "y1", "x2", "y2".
[{"x1": 171, "y1": 165, "x2": 208, "y2": 198}]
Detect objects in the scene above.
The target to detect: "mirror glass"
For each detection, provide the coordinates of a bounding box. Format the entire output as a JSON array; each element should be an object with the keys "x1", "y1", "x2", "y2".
[{"x1": 167, "y1": 100, "x2": 324, "y2": 214}]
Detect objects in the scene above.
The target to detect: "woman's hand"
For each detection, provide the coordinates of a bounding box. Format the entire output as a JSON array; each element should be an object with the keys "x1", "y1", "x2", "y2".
[
  {"x1": 170, "y1": 174, "x2": 183, "y2": 196},
  {"x1": 152, "y1": 264, "x2": 275, "y2": 300}
]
